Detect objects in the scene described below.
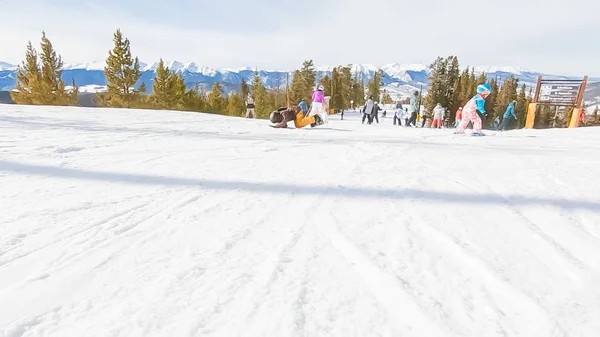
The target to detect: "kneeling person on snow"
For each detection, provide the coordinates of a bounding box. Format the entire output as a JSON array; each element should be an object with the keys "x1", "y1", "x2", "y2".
[
  {"x1": 455, "y1": 84, "x2": 491, "y2": 136},
  {"x1": 269, "y1": 106, "x2": 324, "y2": 128}
]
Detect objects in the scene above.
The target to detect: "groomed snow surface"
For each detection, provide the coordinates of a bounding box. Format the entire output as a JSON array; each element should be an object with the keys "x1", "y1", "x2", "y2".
[{"x1": 1, "y1": 105, "x2": 600, "y2": 337}]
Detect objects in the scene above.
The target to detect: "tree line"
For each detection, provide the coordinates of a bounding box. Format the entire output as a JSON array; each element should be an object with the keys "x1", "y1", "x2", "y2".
[{"x1": 10, "y1": 30, "x2": 385, "y2": 118}]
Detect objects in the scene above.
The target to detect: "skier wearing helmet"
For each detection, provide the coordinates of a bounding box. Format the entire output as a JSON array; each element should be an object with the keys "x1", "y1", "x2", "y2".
[
  {"x1": 455, "y1": 83, "x2": 491, "y2": 136},
  {"x1": 308, "y1": 84, "x2": 328, "y2": 124}
]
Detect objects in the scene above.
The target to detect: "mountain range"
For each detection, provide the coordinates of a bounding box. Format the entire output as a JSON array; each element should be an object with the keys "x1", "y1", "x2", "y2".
[{"x1": 1, "y1": 60, "x2": 598, "y2": 102}]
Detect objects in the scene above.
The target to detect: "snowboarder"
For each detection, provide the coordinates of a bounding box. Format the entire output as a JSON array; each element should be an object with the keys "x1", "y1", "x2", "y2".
[
  {"x1": 308, "y1": 85, "x2": 328, "y2": 124},
  {"x1": 455, "y1": 83, "x2": 491, "y2": 136},
  {"x1": 453, "y1": 107, "x2": 463, "y2": 127},
  {"x1": 431, "y1": 103, "x2": 444, "y2": 128},
  {"x1": 498, "y1": 100, "x2": 517, "y2": 131},
  {"x1": 245, "y1": 93, "x2": 255, "y2": 118},
  {"x1": 270, "y1": 106, "x2": 324, "y2": 128}
]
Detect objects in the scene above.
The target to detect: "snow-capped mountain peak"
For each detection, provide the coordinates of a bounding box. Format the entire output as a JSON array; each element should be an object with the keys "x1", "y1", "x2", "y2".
[
  {"x1": 62, "y1": 61, "x2": 106, "y2": 71},
  {"x1": 0, "y1": 62, "x2": 18, "y2": 71},
  {"x1": 472, "y1": 65, "x2": 533, "y2": 75}
]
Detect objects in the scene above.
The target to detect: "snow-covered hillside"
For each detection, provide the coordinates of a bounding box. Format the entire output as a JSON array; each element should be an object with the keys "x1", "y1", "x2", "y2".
[{"x1": 1, "y1": 106, "x2": 600, "y2": 337}]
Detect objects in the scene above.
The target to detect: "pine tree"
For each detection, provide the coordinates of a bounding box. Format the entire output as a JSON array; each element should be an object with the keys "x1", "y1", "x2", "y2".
[
  {"x1": 300, "y1": 60, "x2": 316, "y2": 102},
  {"x1": 171, "y1": 73, "x2": 186, "y2": 110},
  {"x1": 484, "y1": 78, "x2": 499, "y2": 122},
  {"x1": 240, "y1": 79, "x2": 250, "y2": 100},
  {"x1": 350, "y1": 73, "x2": 365, "y2": 107},
  {"x1": 183, "y1": 88, "x2": 207, "y2": 112},
  {"x1": 102, "y1": 29, "x2": 144, "y2": 108},
  {"x1": 11, "y1": 33, "x2": 73, "y2": 106},
  {"x1": 38, "y1": 32, "x2": 70, "y2": 105},
  {"x1": 250, "y1": 71, "x2": 268, "y2": 118},
  {"x1": 289, "y1": 70, "x2": 304, "y2": 104},
  {"x1": 69, "y1": 78, "x2": 79, "y2": 106},
  {"x1": 11, "y1": 42, "x2": 42, "y2": 104},
  {"x1": 476, "y1": 72, "x2": 487, "y2": 85},
  {"x1": 495, "y1": 75, "x2": 519, "y2": 116},
  {"x1": 515, "y1": 84, "x2": 528, "y2": 127},
  {"x1": 338, "y1": 66, "x2": 353, "y2": 109},
  {"x1": 226, "y1": 93, "x2": 244, "y2": 116},
  {"x1": 425, "y1": 57, "x2": 448, "y2": 112},
  {"x1": 207, "y1": 82, "x2": 225, "y2": 112},
  {"x1": 367, "y1": 70, "x2": 383, "y2": 102},
  {"x1": 151, "y1": 59, "x2": 174, "y2": 109},
  {"x1": 381, "y1": 90, "x2": 393, "y2": 104}
]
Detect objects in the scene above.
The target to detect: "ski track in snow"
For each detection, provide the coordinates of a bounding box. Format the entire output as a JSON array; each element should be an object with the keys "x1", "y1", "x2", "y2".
[{"x1": 1, "y1": 106, "x2": 600, "y2": 337}]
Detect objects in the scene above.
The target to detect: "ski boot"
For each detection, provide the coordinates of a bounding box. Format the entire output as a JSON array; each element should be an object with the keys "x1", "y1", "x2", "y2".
[{"x1": 311, "y1": 115, "x2": 325, "y2": 127}]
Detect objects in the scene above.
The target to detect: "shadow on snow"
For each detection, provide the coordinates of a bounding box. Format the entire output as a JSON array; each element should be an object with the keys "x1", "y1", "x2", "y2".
[{"x1": 1, "y1": 159, "x2": 599, "y2": 213}]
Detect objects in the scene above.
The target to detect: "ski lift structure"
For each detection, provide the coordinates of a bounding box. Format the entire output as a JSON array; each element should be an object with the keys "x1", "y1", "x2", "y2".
[{"x1": 525, "y1": 75, "x2": 588, "y2": 128}]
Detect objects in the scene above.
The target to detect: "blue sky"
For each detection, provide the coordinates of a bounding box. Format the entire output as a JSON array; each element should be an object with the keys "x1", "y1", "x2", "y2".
[{"x1": 1, "y1": 0, "x2": 599, "y2": 75}]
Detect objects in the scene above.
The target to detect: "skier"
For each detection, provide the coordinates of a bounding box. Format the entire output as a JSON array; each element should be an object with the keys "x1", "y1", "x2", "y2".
[
  {"x1": 308, "y1": 85, "x2": 328, "y2": 124},
  {"x1": 372, "y1": 102, "x2": 381, "y2": 124},
  {"x1": 270, "y1": 106, "x2": 324, "y2": 128},
  {"x1": 394, "y1": 102, "x2": 404, "y2": 126},
  {"x1": 498, "y1": 100, "x2": 517, "y2": 131},
  {"x1": 420, "y1": 106, "x2": 428, "y2": 128},
  {"x1": 245, "y1": 93, "x2": 255, "y2": 118},
  {"x1": 406, "y1": 91, "x2": 419, "y2": 127},
  {"x1": 455, "y1": 83, "x2": 491, "y2": 136},
  {"x1": 431, "y1": 103, "x2": 444, "y2": 128},
  {"x1": 453, "y1": 107, "x2": 463, "y2": 127},
  {"x1": 362, "y1": 98, "x2": 375, "y2": 124}
]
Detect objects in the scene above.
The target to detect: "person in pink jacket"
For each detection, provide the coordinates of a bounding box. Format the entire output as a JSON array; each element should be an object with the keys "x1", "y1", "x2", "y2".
[
  {"x1": 455, "y1": 83, "x2": 491, "y2": 136},
  {"x1": 308, "y1": 85, "x2": 328, "y2": 124}
]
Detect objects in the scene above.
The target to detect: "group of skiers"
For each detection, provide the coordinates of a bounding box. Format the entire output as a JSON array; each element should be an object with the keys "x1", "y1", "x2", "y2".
[
  {"x1": 385, "y1": 85, "x2": 518, "y2": 133},
  {"x1": 360, "y1": 99, "x2": 383, "y2": 124},
  {"x1": 266, "y1": 82, "x2": 519, "y2": 134}
]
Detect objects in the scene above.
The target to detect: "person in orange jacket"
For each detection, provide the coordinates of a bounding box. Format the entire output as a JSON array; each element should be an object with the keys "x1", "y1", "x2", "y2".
[{"x1": 269, "y1": 106, "x2": 324, "y2": 128}]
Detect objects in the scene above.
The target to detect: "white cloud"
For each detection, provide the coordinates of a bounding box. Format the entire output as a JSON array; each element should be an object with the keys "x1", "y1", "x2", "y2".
[{"x1": 1, "y1": 0, "x2": 599, "y2": 76}]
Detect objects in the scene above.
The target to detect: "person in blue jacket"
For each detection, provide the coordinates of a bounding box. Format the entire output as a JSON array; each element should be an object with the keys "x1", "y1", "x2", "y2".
[
  {"x1": 498, "y1": 100, "x2": 517, "y2": 131},
  {"x1": 455, "y1": 84, "x2": 491, "y2": 135},
  {"x1": 298, "y1": 99, "x2": 308, "y2": 116}
]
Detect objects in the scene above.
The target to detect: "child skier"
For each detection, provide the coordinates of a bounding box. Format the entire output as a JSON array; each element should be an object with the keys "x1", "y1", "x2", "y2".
[
  {"x1": 455, "y1": 84, "x2": 491, "y2": 136},
  {"x1": 270, "y1": 106, "x2": 324, "y2": 128},
  {"x1": 453, "y1": 107, "x2": 462, "y2": 127}
]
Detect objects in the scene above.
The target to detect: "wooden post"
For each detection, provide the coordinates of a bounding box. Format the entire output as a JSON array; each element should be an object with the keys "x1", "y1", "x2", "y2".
[
  {"x1": 569, "y1": 76, "x2": 588, "y2": 128},
  {"x1": 286, "y1": 72, "x2": 290, "y2": 108},
  {"x1": 525, "y1": 76, "x2": 542, "y2": 129},
  {"x1": 330, "y1": 69, "x2": 334, "y2": 115}
]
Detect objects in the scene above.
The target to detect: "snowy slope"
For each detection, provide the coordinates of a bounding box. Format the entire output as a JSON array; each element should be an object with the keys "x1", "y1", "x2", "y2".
[{"x1": 1, "y1": 106, "x2": 600, "y2": 337}]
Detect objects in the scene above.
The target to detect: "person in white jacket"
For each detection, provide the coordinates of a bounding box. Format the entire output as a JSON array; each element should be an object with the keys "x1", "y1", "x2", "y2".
[
  {"x1": 431, "y1": 103, "x2": 444, "y2": 128},
  {"x1": 245, "y1": 94, "x2": 255, "y2": 118},
  {"x1": 394, "y1": 101, "x2": 403, "y2": 126}
]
